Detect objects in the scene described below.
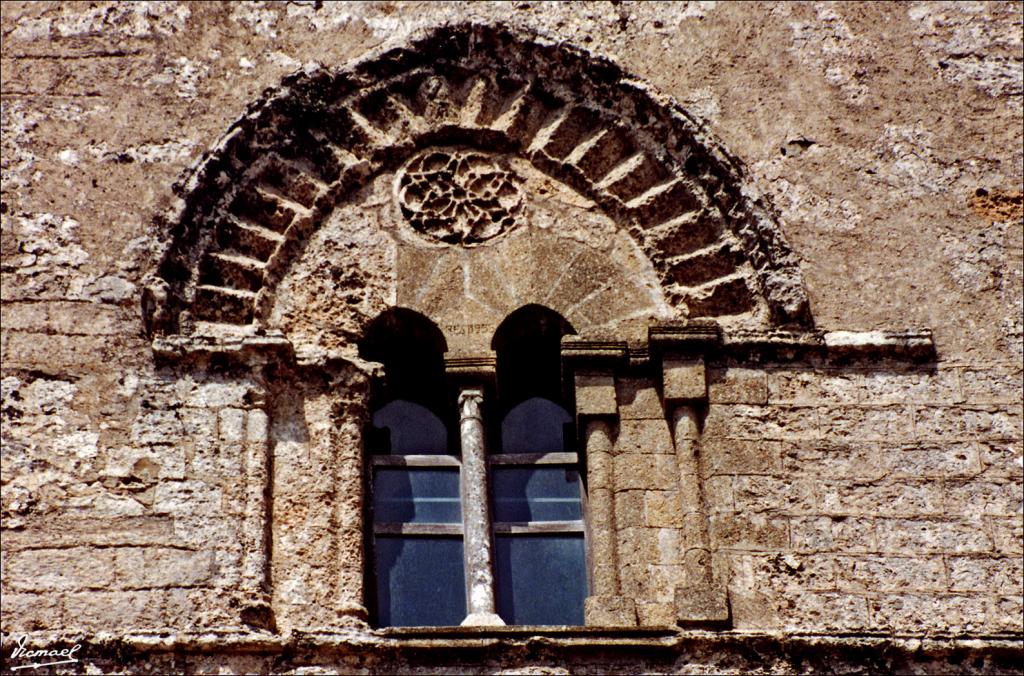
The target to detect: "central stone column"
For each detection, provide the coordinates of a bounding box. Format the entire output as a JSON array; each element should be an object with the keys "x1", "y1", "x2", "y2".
[{"x1": 458, "y1": 387, "x2": 504, "y2": 626}]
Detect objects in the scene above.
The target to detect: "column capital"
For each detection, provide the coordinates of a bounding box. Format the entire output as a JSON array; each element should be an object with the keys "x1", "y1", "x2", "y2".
[{"x1": 457, "y1": 387, "x2": 485, "y2": 420}]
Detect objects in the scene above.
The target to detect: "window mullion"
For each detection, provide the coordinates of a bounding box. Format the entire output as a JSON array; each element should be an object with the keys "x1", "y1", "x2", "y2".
[{"x1": 456, "y1": 387, "x2": 505, "y2": 626}]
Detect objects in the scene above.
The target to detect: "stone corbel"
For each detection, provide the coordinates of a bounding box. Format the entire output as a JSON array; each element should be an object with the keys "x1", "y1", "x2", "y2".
[{"x1": 650, "y1": 323, "x2": 730, "y2": 628}]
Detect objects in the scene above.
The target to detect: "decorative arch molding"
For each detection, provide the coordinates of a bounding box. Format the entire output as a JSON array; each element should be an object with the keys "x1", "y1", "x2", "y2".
[{"x1": 147, "y1": 22, "x2": 812, "y2": 339}]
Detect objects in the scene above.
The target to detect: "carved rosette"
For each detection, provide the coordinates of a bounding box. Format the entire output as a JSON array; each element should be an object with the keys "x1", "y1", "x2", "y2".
[{"x1": 396, "y1": 149, "x2": 523, "y2": 246}]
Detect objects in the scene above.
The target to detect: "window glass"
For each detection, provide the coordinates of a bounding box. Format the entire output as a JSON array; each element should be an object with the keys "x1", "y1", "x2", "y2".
[
  {"x1": 372, "y1": 399, "x2": 448, "y2": 454},
  {"x1": 500, "y1": 397, "x2": 572, "y2": 453},
  {"x1": 492, "y1": 467, "x2": 582, "y2": 522},
  {"x1": 373, "y1": 468, "x2": 462, "y2": 523},
  {"x1": 374, "y1": 536, "x2": 466, "y2": 627},
  {"x1": 494, "y1": 534, "x2": 587, "y2": 625}
]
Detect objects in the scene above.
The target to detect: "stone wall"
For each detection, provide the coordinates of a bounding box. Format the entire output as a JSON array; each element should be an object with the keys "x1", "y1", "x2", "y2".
[{"x1": 1, "y1": 2, "x2": 1021, "y2": 673}]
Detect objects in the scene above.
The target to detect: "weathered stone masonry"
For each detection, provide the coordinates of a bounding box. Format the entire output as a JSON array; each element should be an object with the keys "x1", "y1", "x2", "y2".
[{"x1": 2, "y1": 4, "x2": 1022, "y2": 674}]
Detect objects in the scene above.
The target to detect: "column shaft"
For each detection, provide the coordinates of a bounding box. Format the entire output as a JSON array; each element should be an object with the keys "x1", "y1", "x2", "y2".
[
  {"x1": 584, "y1": 419, "x2": 619, "y2": 596},
  {"x1": 672, "y1": 404, "x2": 713, "y2": 583},
  {"x1": 458, "y1": 387, "x2": 504, "y2": 626}
]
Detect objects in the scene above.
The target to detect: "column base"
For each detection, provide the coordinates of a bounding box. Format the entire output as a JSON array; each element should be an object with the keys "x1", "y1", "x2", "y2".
[
  {"x1": 461, "y1": 612, "x2": 506, "y2": 627},
  {"x1": 584, "y1": 595, "x2": 638, "y2": 627},
  {"x1": 675, "y1": 584, "x2": 730, "y2": 627}
]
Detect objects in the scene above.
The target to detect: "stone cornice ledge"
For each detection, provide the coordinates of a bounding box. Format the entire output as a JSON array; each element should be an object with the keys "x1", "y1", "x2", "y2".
[
  {"x1": 152, "y1": 332, "x2": 293, "y2": 361},
  {"x1": 4, "y1": 629, "x2": 1019, "y2": 651},
  {"x1": 727, "y1": 328, "x2": 936, "y2": 362},
  {"x1": 656, "y1": 325, "x2": 937, "y2": 363},
  {"x1": 153, "y1": 327, "x2": 936, "y2": 367}
]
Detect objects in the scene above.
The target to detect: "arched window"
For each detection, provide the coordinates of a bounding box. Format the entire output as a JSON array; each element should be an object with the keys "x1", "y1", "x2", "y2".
[
  {"x1": 362, "y1": 305, "x2": 586, "y2": 627},
  {"x1": 361, "y1": 310, "x2": 465, "y2": 628},
  {"x1": 491, "y1": 306, "x2": 587, "y2": 626}
]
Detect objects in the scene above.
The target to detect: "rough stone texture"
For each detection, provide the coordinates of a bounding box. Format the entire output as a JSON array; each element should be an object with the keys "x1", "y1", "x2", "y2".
[{"x1": 2, "y1": 2, "x2": 1022, "y2": 674}]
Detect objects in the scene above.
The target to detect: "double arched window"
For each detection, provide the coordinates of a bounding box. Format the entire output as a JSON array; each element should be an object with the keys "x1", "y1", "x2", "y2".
[{"x1": 363, "y1": 307, "x2": 587, "y2": 627}]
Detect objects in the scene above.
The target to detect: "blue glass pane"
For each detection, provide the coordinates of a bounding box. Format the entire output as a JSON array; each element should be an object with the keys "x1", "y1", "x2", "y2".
[
  {"x1": 372, "y1": 400, "x2": 448, "y2": 454},
  {"x1": 492, "y1": 467, "x2": 582, "y2": 522},
  {"x1": 373, "y1": 468, "x2": 461, "y2": 523},
  {"x1": 375, "y1": 536, "x2": 466, "y2": 627},
  {"x1": 495, "y1": 535, "x2": 587, "y2": 626},
  {"x1": 500, "y1": 397, "x2": 572, "y2": 453}
]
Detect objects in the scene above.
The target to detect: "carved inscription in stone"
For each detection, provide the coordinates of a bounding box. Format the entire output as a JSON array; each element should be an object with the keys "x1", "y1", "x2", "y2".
[{"x1": 396, "y1": 149, "x2": 522, "y2": 245}]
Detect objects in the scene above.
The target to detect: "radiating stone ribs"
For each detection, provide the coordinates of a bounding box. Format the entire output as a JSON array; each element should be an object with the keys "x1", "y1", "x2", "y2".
[{"x1": 170, "y1": 25, "x2": 809, "y2": 332}]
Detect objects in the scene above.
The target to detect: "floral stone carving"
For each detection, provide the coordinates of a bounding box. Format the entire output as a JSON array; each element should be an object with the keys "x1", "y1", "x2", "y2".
[{"x1": 396, "y1": 149, "x2": 523, "y2": 245}]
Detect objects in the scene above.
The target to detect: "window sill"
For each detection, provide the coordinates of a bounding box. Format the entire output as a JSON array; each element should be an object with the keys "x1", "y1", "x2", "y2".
[{"x1": 375, "y1": 625, "x2": 678, "y2": 640}]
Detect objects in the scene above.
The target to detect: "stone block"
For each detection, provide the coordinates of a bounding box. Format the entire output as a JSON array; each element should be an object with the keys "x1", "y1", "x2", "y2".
[
  {"x1": 618, "y1": 527, "x2": 659, "y2": 564},
  {"x1": 960, "y1": 368, "x2": 1023, "y2": 405},
  {"x1": 978, "y1": 440, "x2": 1023, "y2": 477},
  {"x1": 154, "y1": 480, "x2": 223, "y2": 517},
  {"x1": 131, "y1": 409, "x2": 185, "y2": 445},
  {"x1": 768, "y1": 370, "x2": 864, "y2": 405},
  {"x1": 1, "y1": 517, "x2": 181, "y2": 550},
  {"x1": 820, "y1": 406, "x2": 915, "y2": 441},
  {"x1": 890, "y1": 443, "x2": 984, "y2": 478},
  {"x1": 584, "y1": 595, "x2": 638, "y2": 627},
  {"x1": 574, "y1": 374, "x2": 617, "y2": 417},
  {"x1": 733, "y1": 475, "x2": 819, "y2": 514},
  {"x1": 7, "y1": 547, "x2": 116, "y2": 591},
  {"x1": 944, "y1": 479, "x2": 1023, "y2": 517},
  {"x1": 991, "y1": 596, "x2": 1024, "y2": 633},
  {"x1": 791, "y1": 516, "x2": 876, "y2": 553},
  {"x1": 616, "y1": 377, "x2": 664, "y2": 420},
  {"x1": 704, "y1": 405, "x2": 819, "y2": 440},
  {"x1": 782, "y1": 592, "x2": 869, "y2": 632},
  {"x1": 870, "y1": 593, "x2": 988, "y2": 634},
  {"x1": 186, "y1": 381, "x2": 252, "y2": 408},
  {"x1": 0, "y1": 592, "x2": 63, "y2": 632},
  {"x1": 2, "y1": 300, "x2": 127, "y2": 335},
  {"x1": 831, "y1": 517, "x2": 879, "y2": 553},
  {"x1": 115, "y1": 547, "x2": 216, "y2": 588},
  {"x1": 1, "y1": 332, "x2": 120, "y2": 374},
  {"x1": 218, "y1": 407, "x2": 246, "y2": 442},
  {"x1": 947, "y1": 555, "x2": 1024, "y2": 593},
  {"x1": 707, "y1": 367, "x2": 767, "y2": 404},
  {"x1": 780, "y1": 441, "x2": 885, "y2": 480},
  {"x1": 615, "y1": 418, "x2": 675, "y2": 455},
  {"x1": 740, "y1": 551, "x2": 836, "y2": 590},
  {"x1": 702, "y1": 475, "x2": 735, "y2": 512},
  {"x1": 614, "y1": 489, "x2": 645, "y2": 527},
  {"x1": 106, "y1": 444, "x2": 185, "y2": 481},
  {"x1": 675, "y1": 583, "x2": 729, "y2": 626},
  {"x1": 644, "y1": 490, "x2": 683, "y2": 527},
  {"x1": 702, "y1": 438, "x2": 784, "y2": 476},
  {"x1": 61, "y1": 590, "x2": 164, "y2": 632},
  {"x1": 989, "y1": 516, "x2": 1023, "y2": 555},
  {"x1": 857, "y1": 368, "x2": 963, "y2": 405},
  {"x1": 725, "y1": 587, "x2": 781, "y2": 631},
  {"x1": 834, "y1": 555, "x2": 946, "y2": 592},
  {"x1": 709, "y1": 514, "x2": 789, "y2": 550},
  {"x1": 875, "y1": 518, "x2": 992, "y2": 554},
  {"x1": 663, "y1": 358, "x2": 706, "y2": 403},
  {"x1": 636, "y1": 602, "x2": 676, "y2": 626},
  {"x1": 613, "y1": 454, "x2": 678, "y2": 491},
  {"x1": 619, "y1": 563, "x2": 685, "y2": 602},
  {"x1": 914, "y1": 407, "x2": 1022, "y2": 440},
  {"x1": 656, "y1": 527, "x2": 683, "y2": 565},
  {"x1": 819, "y1": 480, "x2": 944, "y2": 517}
]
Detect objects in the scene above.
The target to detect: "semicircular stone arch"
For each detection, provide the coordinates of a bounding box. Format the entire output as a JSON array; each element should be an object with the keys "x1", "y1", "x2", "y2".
[{"x1": 150, "y1": 22, "x2": 812, "y2": 346}]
